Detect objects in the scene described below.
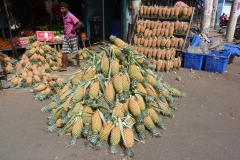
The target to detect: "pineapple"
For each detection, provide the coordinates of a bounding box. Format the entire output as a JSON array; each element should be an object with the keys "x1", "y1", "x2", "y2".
[
  {"x1": 145, "y1": 84, "x2": 158, "y2": 98},
  {"x1": 122, "y1": 97, "x2": 129, "y2": 112},
  {"x1": 123, "y1": 128, "x2": 134, "y2": 158},
  {"x1": 41, "y1": 101, "x2": 56, "y2": 113},
  {"x1": 81, "y1": 66, "x2": 96, "y2": 81},
  {"x1": 146, "y1": 74, "x2": 162, "y2": 93},
  {"x1": 135, "y1": 123, "x2": 146, "y2": 141},
  {"x1": 70, "y1": 117, "x2": 82, "y2": 145},
  {"x1": 97, "y1": 96, "x2": 111, "y2": 116},
  {"x1": 105, "y1": 81, "x2": 115, "y2": 103},
  {"x1": 110, "y1": 125, "x2": 121, "y2": 154},
  {"x1": 135, "y1": 94, "x2": 147, "y2": 117},
  {"x1": 147, "y1": 108, "x2": 165, "y2": 130},
  {"x1": 113, "y1": 102, "x2": 124, "y2": 118},
  {"x1": 128, "y1": 96, "x2": 143, "y2": 123},
  {"x1": 89, "y1": 80, "x2": 100, "y2": 99},
  {"x1": 171, "y1": 88, "x2": 186, "y2": 98},
  {"x1": 86, "y1": 111, "x2": 102, "y2": 147},
  {"x1": 110, "y1": 44, "x2": 122, "y2": 56},
  {"x1": 68, "y1": 102, "x2": 83, "y2": 118},
  {"x1": 101, "y1": 56, "x2": 110, "y2": 77},
  {"x1": 122, "y1": 73, "x2": 130, "y2": 92},
  {"x1": 96, "y1": 121, "x2": 113, "y2": 148},
  {"x1": 129, "y1": 64, "x2": 144, "y2": 83},
  {"x1": 72, "y1": 86, "x2": 84, "y2": 103},
  {"x1": 135, "y1": 83, "x2": 147, "y2": 94},
  {"x1": 82, "y1": 106, "x2": 93, "y2": 138},
  {"x1": 144, "y1": 116, "x2": 160, "y2": 137},
  {"x1": 112, "y1": 74, "x2": 123, "y2": 94},
  {"x1": 111, "y1": 59, "x2": 120, "y2": 76},
  {"x1": 110, "y1": 35, "x2": 126, "y2": 48},
  {"x1": 112, "y1": 74, "x2": 124, "y2": 101}
]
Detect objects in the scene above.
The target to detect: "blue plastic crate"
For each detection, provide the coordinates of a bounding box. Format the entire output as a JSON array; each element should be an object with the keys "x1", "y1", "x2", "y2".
[
  {"x1": 111, "y1": 20, "x2": 120, "y2": 32},
  {"x1": 111, "y1": 31, "x2": 120, "y2": 38},
  {"x1": 183, "y1": 51, "x2": 205, "y2": 70},
  {"x1": 204, "y1": 50, "x2": 231, "y2": 74}
]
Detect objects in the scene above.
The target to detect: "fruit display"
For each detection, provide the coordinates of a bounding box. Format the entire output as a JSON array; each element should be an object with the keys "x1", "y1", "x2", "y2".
[
  {"x1": 139, "y1": 5, "x2": 193, "y2": 18},
  {"x1": 31, "y1": 74, "x2": 65, "y2": 101},
  {"x1": 0, "y1": 52, "x2": 16, "y2": 74},
  {"x1": 17, "y1": 31, "x2": 35, "y2": 37},
  {"x1": 0, "y1": 38, "x2": 12, "y2": 50},
  {"x1": 36, "y1": 25, "x2": 64, "y2": 35},
  {"x1": 11, "y1": 37, "x2": 31, "y2": 47},
  {"x1": 131, "y1": 5, "x2": 194, "y2": 71},
  {"x1": 8, "y1": 41, "x2": 63, "y2": 89},
  {"x1": 41, "y1": 35, "x2": 186, "y2": 158}
]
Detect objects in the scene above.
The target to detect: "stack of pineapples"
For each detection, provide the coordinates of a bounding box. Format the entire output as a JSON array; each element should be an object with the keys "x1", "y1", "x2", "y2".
[
  {"x1": 8, "y1": 41, "x2": 67, "y2": 100},
  {"x1": 0, "y1": 52, "x2": 16, "y2": 74},
  {"x1": 41, "y1": 35, "x2": 186, "y2": 158}
]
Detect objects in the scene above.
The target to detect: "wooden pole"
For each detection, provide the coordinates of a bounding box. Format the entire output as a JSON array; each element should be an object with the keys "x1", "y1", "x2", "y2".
[
  {"x1": 0, "y1": 11, "x2": 6, "y2": 40},
  {"x1": 2, "y1": 0, "x2": 14, "y2": 58}
]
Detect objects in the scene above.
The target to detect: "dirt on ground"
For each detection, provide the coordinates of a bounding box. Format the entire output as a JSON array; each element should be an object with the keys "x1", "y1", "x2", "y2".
[{"x1": 0, "y1": 54, "x2": 239, "y2": 160}]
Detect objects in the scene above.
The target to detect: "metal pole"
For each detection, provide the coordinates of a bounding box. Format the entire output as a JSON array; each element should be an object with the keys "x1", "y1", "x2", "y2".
[
  {"x1": 210, "y1": 0, "x2": 218, "y2": 28},
  {"x1": 201, "y1": 0, "x2": 213, "y2": 36},
  {"x1": 226, "y1": 0, "x2": 239, "y2": 42},
  {"x1": 102, "y1": 0, "x2": 105, "y2": 41}
]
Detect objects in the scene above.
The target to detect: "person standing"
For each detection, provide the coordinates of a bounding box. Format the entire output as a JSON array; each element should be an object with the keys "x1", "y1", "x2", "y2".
[{"x1": 60, "y1": 2, "x2": 82, "y2": 71}]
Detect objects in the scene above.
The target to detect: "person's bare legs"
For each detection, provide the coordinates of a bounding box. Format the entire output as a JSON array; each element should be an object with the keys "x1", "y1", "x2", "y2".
[
  {"x1": 60, "y1": 53, "x2": 68, "y2": 71},
  {"x1": 75, "y1": 54, "x2": 80, "y2": 68}
]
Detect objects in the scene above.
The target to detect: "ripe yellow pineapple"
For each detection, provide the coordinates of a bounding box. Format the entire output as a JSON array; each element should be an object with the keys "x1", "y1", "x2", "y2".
[
  {"x1": 110, "y1": 125, "x2": 121, "y2": 154},
  {"x1": 135, "y1": 83, "x2": 147, "y2": 94},
  {"x1": 129, "y1": 64, "x2": 144, "y2": 83},
  {"x1": 96, "y1": 121, "x2": 113, "y2": 148},
  {"x1": 113, "y1": 102, "x2": 124, "y2": 118},
  {"x1": 144, "y1": 116, "x2": 160, "y2": 137},
  {"x1": 82, "y1": 106, "x2": 93, "y2": 138},
  {"x1": 86, "y1": 111, "x2": 102, "y2": 147},
  {"x1": 105, "y1": 81, "x2": 115, "y2": 102},
  {"x1": 81, "y1": 66, "x2": 96, "y2": 81},
  {"x1": 89, "y1": 80, "x2": 100, "y2": 99},
  {"x1": 123, "y1": 128, "x2": 134, "y2": 158},
  {"x1": 135, "y1": 94, "x2": 147, "y2": 117},
  {"x1": 122, "y1": 73, "x2": 130, "y2": 92},
  {"x1": 101, "y1": 56, "x2": 110, "y2": 76},
  {"x1": 112, "y1": 74, "x2": 123, "y2": 94},
  {"x1": 129, "y1": 96, "x2": 143, "y2": 123},
  {"x1": 72, "y1": 86, "x2": 84, "y2": 103},
  {"x1": 70, "y1": 117, "x2": 83, "y2": 145},
  {"x1": 110, "y1": 35, "x2": 126, "y2": 48},
  {"x1": 147, "y1": 108, "x2": 165, "y2": 130},
  {"x1": 111, "y1": 59, "x2": 120, "y2": 76}
]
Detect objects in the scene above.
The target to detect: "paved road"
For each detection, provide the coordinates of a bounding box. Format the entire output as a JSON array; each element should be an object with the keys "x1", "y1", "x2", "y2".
[{"x1": 0, "y1": 57, "x2": 240, "y2": 160}]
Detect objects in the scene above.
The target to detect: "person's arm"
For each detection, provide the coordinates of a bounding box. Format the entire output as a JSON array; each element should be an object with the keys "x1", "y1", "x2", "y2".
[{"x1": 71, "y1": 21, "x2": 82, "y2": 33}]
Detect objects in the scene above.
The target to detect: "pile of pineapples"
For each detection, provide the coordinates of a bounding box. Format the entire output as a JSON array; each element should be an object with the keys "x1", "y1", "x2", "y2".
[
  {"x1": 0, "y1": 52, "x2": 17, "y2": 74},
  {"x1": 41, "y1": 35, "x2": 186, "y2": 158},
  {"x1": 8, "y1": 42, "x2": 67, "y2": 100}
]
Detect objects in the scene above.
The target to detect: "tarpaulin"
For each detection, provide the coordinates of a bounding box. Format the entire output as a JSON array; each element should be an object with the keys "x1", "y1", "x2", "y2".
[{"x1": 223, "y1": 44, "x2": 240, "y2": 57}]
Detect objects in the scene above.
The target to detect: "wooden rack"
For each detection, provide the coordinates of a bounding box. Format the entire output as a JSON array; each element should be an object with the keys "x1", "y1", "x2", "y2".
[{"x1": 129, "y1": 7, "x2": 195, "y2": 56}]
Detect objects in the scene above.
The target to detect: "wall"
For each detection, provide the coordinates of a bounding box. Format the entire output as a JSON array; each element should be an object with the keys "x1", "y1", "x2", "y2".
[{"x1": 217, "y1": 0, "x2": 225, "y2": 22}]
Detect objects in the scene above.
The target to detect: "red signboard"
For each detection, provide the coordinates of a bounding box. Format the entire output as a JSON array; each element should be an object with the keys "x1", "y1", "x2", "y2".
[{"x1": 36, "y1": 31, "x2": 54, "y2": 42}]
